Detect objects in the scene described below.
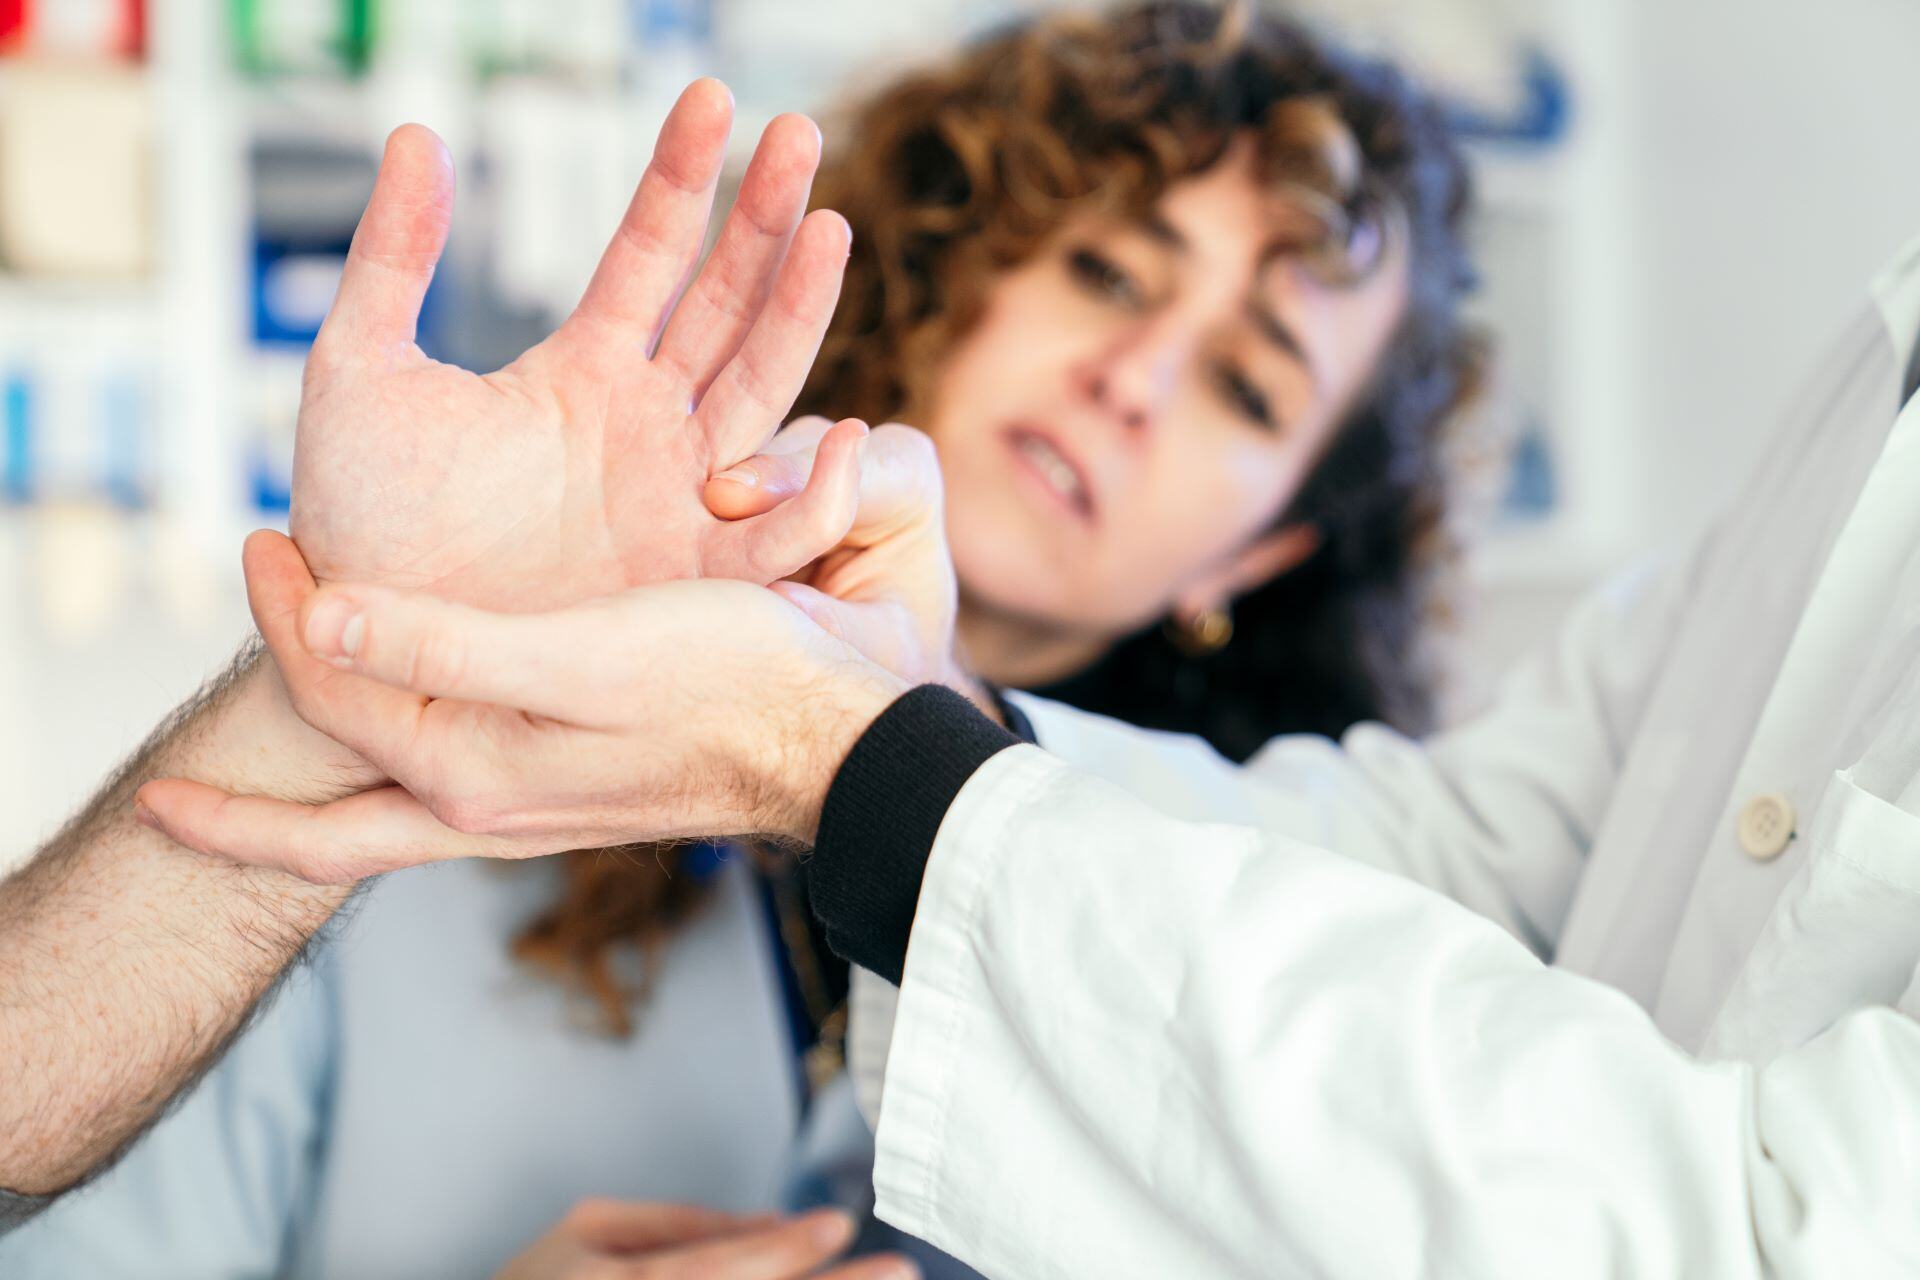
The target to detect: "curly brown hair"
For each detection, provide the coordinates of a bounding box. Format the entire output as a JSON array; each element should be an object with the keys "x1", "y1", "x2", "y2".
[{"x1": 518, "y1": 0, "x2": 1482, "y2": 1032}]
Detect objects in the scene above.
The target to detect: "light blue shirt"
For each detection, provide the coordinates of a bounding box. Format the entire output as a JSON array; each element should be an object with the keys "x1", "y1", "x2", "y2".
[{"x1": 0, "y1": 854, "x2": 802, "y2": 1278}]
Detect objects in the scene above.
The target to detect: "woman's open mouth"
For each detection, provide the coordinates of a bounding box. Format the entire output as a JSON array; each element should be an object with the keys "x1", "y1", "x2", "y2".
[{"x1": 1005, "y1": 426, "x2": 1096, "y2": 523}]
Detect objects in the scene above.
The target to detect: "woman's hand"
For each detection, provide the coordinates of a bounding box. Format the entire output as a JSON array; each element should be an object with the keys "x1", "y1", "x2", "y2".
[
  {"x1": 134, "y1": 533, "x2": 905, "y2": 884},
  {"x1": 495, "y1": 1200, "x2": 916, "y2": 1280},
  {"x1": 705, "y1": 418, "x2": 996, "y2": 713}
]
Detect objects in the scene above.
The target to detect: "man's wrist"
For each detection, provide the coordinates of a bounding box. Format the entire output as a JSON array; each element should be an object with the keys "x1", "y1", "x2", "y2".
[
  {"x1": 225, "y1": 657, "x2": 386, "y2": 803},
  {"x1": 768, "y1": 659, "x2": 909, "y2": 845}
]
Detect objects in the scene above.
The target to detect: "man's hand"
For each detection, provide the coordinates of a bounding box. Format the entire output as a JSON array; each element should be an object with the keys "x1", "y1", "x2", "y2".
[
  {"x1": 135, "y1": 417, "x2": 985, "y2": 885},
  {"x1": 495, "y1": 1201, "x2": 914, "y2": 1280},
  {"x1": 297, "y1": 80, "x2": 860, "y2": 613},
  {"x1": 137, "y1": 536, "x2": 906, "y2": 883},
  {"x1": 0, "y1": 80, "x2": 866, "y2": 1203}
]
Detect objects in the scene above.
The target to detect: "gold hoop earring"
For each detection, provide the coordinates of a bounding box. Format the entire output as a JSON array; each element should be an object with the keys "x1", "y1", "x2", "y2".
[{"x1": 1167, "y1": 606, "x2": 1233, "y2": 657}]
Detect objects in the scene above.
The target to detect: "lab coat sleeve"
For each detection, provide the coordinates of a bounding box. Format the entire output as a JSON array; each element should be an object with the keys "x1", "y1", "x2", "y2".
[
  {"x1": 0, "y1": 954, "x2": 334, "y2": 1279},
  {"x1": 849, "y1": 556, "x2": 1697, "y2": 1127},
  {"x1": 870, "y1": 746, "x2": 1920, "y2": 1279},
  {"x1": 1008, "y1": 554, "x2": 1695, "y2": 957}
]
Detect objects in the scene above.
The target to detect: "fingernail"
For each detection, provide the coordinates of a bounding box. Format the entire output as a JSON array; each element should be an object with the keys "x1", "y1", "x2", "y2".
[
  {"x1": 805, "y1": 1208, "x2": 854, "y2": 1249},
  {"x1": 305, "y1": 596, "x2": 364, "y2": 664},
  {"x1": 133, "y1": 801, "x2": 159, "y2": 830},
  {"x1": 711, "y1": 465, "x2": 758, "y2": 488}
]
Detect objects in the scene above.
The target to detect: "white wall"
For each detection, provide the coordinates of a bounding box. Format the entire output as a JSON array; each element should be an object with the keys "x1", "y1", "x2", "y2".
[
  {"x1": 1628, "y1": 0, "x2": 1920, "y2": 543},
  {"x1": 1457, "y1": 0, "x2": 1920, "y2": 695}
]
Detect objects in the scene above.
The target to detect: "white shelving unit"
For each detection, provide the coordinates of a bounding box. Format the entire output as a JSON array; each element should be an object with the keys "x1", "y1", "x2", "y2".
[{"x1": 1454, "y1": 0, "x2": 1642, "y2": 588}]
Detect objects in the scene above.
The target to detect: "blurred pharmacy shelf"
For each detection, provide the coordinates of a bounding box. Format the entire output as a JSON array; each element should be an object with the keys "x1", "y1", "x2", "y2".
[
  {"x1": 0, "y1": 0, "x2": 1046, "y2": 862},
  {"x1": 1451, "y1": 0, "x2": 1642, "y2": 589},
  {"x1": 0, "y1": 0, "x2": 1641, "y2": 853},
  {"x1": 0, "y1": 0, "x2": 1636, "y2": 589}
]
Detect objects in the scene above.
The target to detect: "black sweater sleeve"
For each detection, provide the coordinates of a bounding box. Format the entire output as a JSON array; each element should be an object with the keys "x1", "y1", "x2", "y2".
[{"x1": 803, "y1": 685, "x2": 1023, "y2": 984}]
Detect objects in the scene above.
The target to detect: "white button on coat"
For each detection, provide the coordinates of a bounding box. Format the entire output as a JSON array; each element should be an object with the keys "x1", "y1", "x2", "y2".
[{"x1": 1737, "y1": 793, "x2": 1796, "y2": 859}]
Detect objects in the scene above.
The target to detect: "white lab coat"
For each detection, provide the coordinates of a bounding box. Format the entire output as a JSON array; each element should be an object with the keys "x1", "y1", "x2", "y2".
[{"x1": 848, "y1": 232, "x2": 1920, "y2": 1278}]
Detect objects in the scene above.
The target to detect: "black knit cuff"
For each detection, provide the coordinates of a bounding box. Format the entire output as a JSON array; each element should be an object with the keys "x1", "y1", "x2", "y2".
[
  {"x1": 805, "y1": 684, "x2": 1021, "y2": 984},
  {"x1": 984, "y1": 683, "x2": 1039, "y2": 744}
]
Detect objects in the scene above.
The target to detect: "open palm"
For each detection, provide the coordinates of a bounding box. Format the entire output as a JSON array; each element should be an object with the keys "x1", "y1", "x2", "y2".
[{"x1": 291, "y1": 80, "x2": 864, "y2": 615}]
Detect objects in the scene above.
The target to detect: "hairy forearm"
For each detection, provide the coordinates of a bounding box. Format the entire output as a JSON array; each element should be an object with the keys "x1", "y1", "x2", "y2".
[{"x1": 0, "y1": 643, "x2": 365, "y2": 1196}]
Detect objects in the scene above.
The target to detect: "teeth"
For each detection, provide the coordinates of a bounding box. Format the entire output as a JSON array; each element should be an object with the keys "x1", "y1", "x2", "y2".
[{"x1": 1016, "y1": 434, "x2": 1085, "y2": 504}]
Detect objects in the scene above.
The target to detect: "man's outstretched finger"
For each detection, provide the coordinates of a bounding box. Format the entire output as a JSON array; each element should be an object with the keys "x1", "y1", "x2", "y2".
[
  {"x1": 655, "y1": 112, "x2": 823, "y2": 398},
  {"x1": 313, "y1": 123, "x2": 455, "y2": 363},
  {"x1": 694, "y1": 208, "x2": 852, "y2": 469},
  {"x1": 563, "y1": 78, "x2": 733, "y2": 353}
]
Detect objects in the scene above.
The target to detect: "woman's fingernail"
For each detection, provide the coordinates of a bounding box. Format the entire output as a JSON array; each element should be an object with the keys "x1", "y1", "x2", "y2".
[
  {"x1": 133, "y1": 802, "x2": 159, "y2": 830},
  {"x1": 712, "y1": 465, "x2": 758, "y2": 488},
  {"x1": 305, "y1": 596, "x2": 364, "y2": 664}
]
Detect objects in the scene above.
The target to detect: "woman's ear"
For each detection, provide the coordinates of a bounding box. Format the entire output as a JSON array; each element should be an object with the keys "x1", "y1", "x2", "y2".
[{"x1": 1171, "y1": 523, "x2": 1322, "y2": 621}]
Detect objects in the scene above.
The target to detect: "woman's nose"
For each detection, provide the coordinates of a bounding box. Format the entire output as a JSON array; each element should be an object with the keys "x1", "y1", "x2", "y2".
[
  {"x1": 1084, "y1": 370, "x2": 1150, "y2": 432},
  {"x1": 1078, "y1": 325, "x2": 1191, "y2": 434}
]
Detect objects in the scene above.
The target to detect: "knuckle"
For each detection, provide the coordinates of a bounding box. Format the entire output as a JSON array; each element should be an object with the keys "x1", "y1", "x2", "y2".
[
  {"x1": 302, "y1": 333, "x2": 347, "y2": 380},
  {"x1": 426, "y1": 788, "x2": 494, "y2": 836}
]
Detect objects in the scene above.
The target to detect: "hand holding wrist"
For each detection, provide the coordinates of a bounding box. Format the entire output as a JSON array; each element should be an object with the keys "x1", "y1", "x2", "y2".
[{"x1": 141, "y1": 564, "x2": 911, "y2": 882}]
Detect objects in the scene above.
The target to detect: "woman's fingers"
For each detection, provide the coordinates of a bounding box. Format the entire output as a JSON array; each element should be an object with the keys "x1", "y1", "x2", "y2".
[
  {"x1": 562, "y1": 1200, "x2": 754, "y2": 1254},
  {"x1": 707, "y1": 422, "x2": 943, "y2": 542},
  {"x1": 703, "y1": 415, "x2": 836, "y2": 518},
  {"x1": 837, "y1": 423, "x2": 944, "y2": 540},
  {"x1": 767, "y1": 580, "x2": 932, "y2": 678},
  {"x1": 655, "y1": 113, "x2": 822, "y2": 399},
  {"x1": 312, "y1": 124, "x2": 454, "y2": 365},
  {"x1": 130, "y1": 782, "x2": 544, "y2": 885},
  {"x1": 625, "y1": 1208, "x2": 856, "y2": 1280},
  {"x1": 813, "y1": 1256, "x2": 922, "y2": 1280},
  {"x1": 561, "y1": 78, "x2": 733, "y2": 354},
  {"x1": 693, "y1": 209, "x2": 852, "y2": 469},
  {"x1": 701, "y1": 418, "x2": 866, "y2": 583}
]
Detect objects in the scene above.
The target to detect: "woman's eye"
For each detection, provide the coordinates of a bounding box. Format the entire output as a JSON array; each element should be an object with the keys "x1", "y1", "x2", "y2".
[
  {"x1": 1216, "y1": 365, "x2": 1277, "y2": 430},
  {"x1": 1067, "y1": 247, "x2": 1143, "y2": 307}
]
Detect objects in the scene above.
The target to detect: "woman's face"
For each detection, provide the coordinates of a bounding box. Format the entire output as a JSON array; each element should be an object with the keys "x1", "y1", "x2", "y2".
[{"x1": 927, "y1": 137, "x2": 1411, "y2": 647}]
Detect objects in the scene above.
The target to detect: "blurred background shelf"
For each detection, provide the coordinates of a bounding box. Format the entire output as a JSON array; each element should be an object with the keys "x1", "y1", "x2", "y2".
[{"x1": 9, "y1": 0, "x2": 1920, "y2": 860}]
